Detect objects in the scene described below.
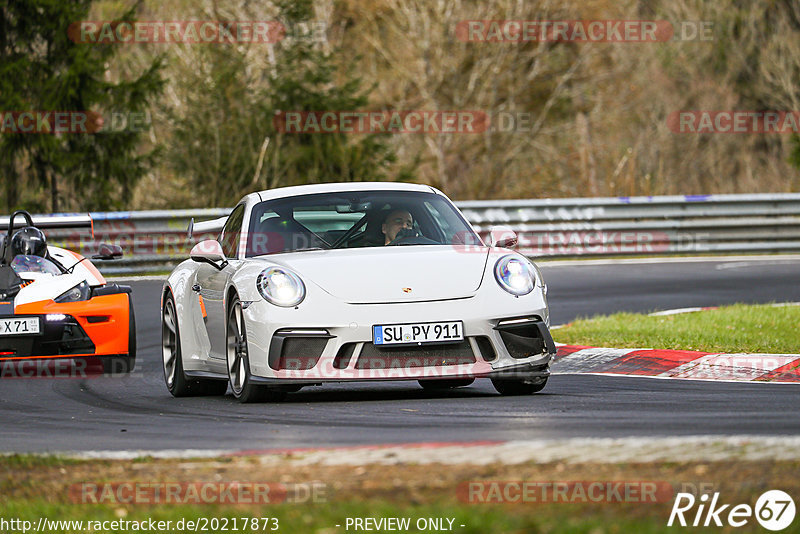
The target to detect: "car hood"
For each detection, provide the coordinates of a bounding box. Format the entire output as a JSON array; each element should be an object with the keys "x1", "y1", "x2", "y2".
[{"x1": 267, "y1": 246, "x2": 490, "y2": 304}]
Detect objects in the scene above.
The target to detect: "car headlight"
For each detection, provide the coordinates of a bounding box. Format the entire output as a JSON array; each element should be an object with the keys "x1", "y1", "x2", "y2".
[
  {"x1": 256, "y1": 267, "x2": 306, "y2": 307},
  {"x1": 494, "y1": 255, "x2": 536, "y2": 296},
  {"x1": 55, "y1": 281, "x2": 91, "y2": 303}
]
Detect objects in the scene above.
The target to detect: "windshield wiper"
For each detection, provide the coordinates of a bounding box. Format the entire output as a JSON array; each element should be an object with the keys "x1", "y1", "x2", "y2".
[{"x1": 266, "y1": 247, "x2": 328, "y2": 256}]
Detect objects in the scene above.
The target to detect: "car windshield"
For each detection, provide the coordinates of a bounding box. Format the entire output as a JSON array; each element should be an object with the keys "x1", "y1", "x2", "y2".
[
  {"x1": 245, "y1": 190, "x2": 482, "y2": 256},
  {"x1": 10, "y1": 255, "x2": 62, "y2": 275}
]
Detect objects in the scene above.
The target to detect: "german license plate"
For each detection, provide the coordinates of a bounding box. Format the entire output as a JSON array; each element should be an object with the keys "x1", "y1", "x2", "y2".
[
  {"x1": 373, "y1": 321, "x2": 464, "y2": 345},
  {"x1": 0, "y1": 317, "x2": 40, "y2": 336}
]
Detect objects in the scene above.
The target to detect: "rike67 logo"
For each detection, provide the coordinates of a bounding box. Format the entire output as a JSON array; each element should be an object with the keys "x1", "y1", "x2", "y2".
[{"x1": 668, "y1": 490, "x2": 796, "y2": 530}]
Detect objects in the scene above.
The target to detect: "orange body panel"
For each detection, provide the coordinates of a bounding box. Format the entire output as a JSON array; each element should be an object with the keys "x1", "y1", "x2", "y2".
[
  {"x1": 67, "y1": 250, "x2": 106, "y2": 285},
  {"x1": 198, "y1": 294, "x2": 207, "y2": 318},
  {"x1": 13, "y1": 293, "x2": 130, "y2": 357}
]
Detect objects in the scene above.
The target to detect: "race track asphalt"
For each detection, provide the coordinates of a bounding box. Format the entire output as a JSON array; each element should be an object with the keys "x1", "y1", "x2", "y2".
[{"x1": 1, "y1": 257, "x2": 798, "y2": 453}]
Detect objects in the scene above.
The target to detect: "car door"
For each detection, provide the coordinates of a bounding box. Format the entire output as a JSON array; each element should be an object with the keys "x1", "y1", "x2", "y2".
[{"x1": 198, "y1": 204, "x2": 244, "y2": 360}]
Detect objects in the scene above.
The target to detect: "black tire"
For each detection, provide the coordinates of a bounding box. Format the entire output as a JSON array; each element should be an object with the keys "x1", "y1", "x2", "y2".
[
  {"x1": 418, "y1": 378, "x2": 475, "y2": 390},
  {"x1": 101, "y1": 293, "x2": 136, "y2": 375},
  {"x1": 162, "y1": 292, "x2": 227, "y2": 397},
  {"x1": 491, "y1": 376, "x2": 548, "y2": 395},
  {"x1": 226, "y1": 294, "x2": 286, "y2": 403}
]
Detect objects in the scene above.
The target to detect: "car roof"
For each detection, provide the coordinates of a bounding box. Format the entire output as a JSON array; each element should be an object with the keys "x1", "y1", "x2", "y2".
[{"x1": 249, "y1": 182, "x2": 441, "y2": 204}]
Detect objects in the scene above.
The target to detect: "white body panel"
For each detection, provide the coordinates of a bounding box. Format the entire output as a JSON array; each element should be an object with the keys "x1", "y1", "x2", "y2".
[{"x1": 12, "y1": 246, "x2": 105, "y2": 307}]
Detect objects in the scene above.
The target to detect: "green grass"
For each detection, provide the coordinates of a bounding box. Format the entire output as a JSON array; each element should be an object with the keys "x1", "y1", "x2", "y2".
[
  {"x1": 554, "y1": 303, "x2": 800, "y2": 354},
  {"x1": 0, "y1": 454, "x2": 83, "y2": 468}
]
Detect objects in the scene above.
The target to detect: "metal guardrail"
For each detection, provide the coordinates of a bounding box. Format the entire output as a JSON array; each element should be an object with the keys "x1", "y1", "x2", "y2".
[
  {"x1": 40, "y1": 193, "x2": 800, "y2": 274},
  {"x1": 459, "y1": 193, "x2": 800, "y2": 258}
]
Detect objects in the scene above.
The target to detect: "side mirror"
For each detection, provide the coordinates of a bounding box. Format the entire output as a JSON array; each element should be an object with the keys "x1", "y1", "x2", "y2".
[
  {"x1": 190, "y1": 240, "x2": 228, "y2": 270},
  {"x1": 488, "y1": 226, "x2": 518, "y2": 249},
  {"x1": 92, "y1": 243, "x2": 123, "y2": 260}
]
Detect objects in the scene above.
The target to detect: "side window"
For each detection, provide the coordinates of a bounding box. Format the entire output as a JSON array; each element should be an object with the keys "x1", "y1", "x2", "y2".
[
  {"x1": 423, "y1": 201, "x2": 452, "y2": 242},
  {"x1": 219, "y1": 205, "x2": 245, "y2": 259},
  {"x1": 425, "y1": 202, "x2": 451, "y2": 233},
  {"x1": 246, "y1": 208, "x2": 283, "y2": 256},
  {"x1": 424, "y1": 200, "x2": 480, "y2": 245}
]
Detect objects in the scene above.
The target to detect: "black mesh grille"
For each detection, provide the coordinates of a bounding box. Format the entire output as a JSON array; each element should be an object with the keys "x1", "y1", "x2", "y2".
[
  {"x1": 356, "y1": 340, "x2": 476, "y2": 369},
  {"x1": 499, "y1": 329, "x2": 545, "y2": 359},
  {"x1": 475, "y1": 336, "x2": 497, "y2": 362},
  {"x1": 276, "y1": 337, "x2": 328, "y2": 370},
  {"x1": 333, "y1": 343, "x2": 357, "y2": 369}
]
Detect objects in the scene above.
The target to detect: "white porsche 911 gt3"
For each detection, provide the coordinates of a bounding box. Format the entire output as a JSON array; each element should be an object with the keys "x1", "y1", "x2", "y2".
[{"x1": 162, "y1": 183, "x2": 555, "y2": 402}]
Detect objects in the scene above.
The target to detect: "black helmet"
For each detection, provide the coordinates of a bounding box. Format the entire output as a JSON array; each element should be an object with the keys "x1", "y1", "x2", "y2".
[{"x1": 11, "y1": 227, "x2": 47, "y2": 257}]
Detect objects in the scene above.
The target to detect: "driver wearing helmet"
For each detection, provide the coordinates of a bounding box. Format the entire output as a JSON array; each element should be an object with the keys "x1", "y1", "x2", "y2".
[
  {"x1": 382, "y1": 209, "x2": 414, "y2": 245},
  {"x1": 10, "y1": 227, "x2": 48, "y2": 258}
]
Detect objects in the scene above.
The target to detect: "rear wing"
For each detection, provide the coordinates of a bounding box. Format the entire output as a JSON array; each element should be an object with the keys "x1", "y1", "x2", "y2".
[
  {"x1": 187, "y1": 216, "x2": 227, "y2": 239},
  {"x1": 0, "y1": 213, "x2": 94, "y2": 238}
]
